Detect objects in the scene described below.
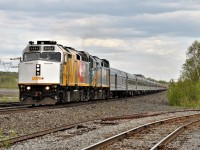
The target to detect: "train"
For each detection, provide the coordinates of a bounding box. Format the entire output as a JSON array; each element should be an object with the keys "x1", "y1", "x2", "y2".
[{"x1": 18, "y1": 41, "x2": 166, "y2": 105}]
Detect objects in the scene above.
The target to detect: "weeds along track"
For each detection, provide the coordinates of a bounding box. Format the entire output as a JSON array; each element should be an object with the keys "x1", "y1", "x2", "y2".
[{"x1": 83, "y1": 113, "x2": 200, "y2": 150}]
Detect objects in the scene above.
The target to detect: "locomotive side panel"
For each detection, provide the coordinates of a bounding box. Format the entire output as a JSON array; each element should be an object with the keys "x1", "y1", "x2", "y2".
[
  {"x1": 96, "y1": 66, "x2": 102, "y2": 87},
  {"x1": 77, "y1": 61, "x2": 90, "y2": 86},
  {"x1": 101, "y1": 67, "x2": 110, "y2": 87},
  {"x1": 110, "y1": 72, "x2": 116, "y2": 91}
]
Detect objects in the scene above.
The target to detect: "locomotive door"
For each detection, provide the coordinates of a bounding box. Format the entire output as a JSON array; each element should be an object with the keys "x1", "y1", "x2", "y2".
[
  {"x1": 126, "y1": 75, "x2": 128, "y2": 91},
  {"x1": 62, "y1": 54, "x2": 68, "y2": 86},
  {"x1": 89, "y1": 56, "x2": 95, "y2": 86},
  {"x1": 115, "y1": 74, "x2": 117, "y2": 90}
]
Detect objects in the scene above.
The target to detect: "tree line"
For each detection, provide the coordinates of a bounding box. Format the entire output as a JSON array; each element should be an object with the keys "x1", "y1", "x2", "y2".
[{"x1": 168, "y1": 41, "x2": 200, "y2": 108}]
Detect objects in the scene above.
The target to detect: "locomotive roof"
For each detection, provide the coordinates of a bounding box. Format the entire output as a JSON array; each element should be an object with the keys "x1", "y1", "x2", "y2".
[{"x1": 36, "y1": 41, "x2": 57, "y2": 45}]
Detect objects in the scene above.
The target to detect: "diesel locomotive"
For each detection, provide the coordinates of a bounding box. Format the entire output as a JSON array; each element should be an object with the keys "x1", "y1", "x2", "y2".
[{"x1": 18, "y1": 41, "x2": 166, "y2": 105}]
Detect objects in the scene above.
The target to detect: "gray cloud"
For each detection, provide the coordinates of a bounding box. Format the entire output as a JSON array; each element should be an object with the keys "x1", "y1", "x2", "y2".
[
  {"x1": 1, "y1": 0, "x2": 199, "y2": 15},
  {"x1": 0, "y1": 0, "x2": 199, "y2": 80}
]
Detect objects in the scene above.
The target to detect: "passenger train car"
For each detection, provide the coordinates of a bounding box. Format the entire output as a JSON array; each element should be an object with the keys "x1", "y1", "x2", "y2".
[{"x1": 18, "y1": 41, "x2": 166, "y2": 105}]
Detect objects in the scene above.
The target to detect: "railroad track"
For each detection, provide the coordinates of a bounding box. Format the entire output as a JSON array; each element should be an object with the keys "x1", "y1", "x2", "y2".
[
  {"x1": 0, "y1": 98, "x2": 199, "y2": 116},
  {"x1": 83, "y1": 113, "x2": 200, "y2": 150},
  {"x1": 0, "y1": 99, "x2": 112, "y2": 114},
  {"x1": 0, "y1": 111, "x2": 199, "y2": 148},
  {"x1": 151, "y1": 119, "x2": 200, "y2": 150},
  {"x1": 0, "y1": 102, "x2": 21, "y2": 107},
  {"x1": 0, "y1": 94, "x2": 156, "y2": 115},
  {"x1": 0, "y1": 91, "x2": 162, "y2": 114}
]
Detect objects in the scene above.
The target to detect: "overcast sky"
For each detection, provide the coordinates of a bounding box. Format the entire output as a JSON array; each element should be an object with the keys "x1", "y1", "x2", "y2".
[{"x1": 0, "y1": 0, "x2": 199, "y2": 81}]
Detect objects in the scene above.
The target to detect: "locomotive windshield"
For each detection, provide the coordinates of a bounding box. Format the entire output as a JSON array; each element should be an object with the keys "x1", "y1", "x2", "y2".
[
  {"x1": 41, "y1": 52, "x2": 61, "y2": 62},
  {"x1": 23, "y1": 52, "x2": 40, "y2": 61},
  {"x1": 23, "y1": 52, "x2": 61, "y2": 62}
]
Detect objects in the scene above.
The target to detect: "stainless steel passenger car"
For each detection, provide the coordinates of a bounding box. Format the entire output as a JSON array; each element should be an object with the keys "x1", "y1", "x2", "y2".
[{"x1": 109, "y1": 70, "x2": 166, "y2": 98}]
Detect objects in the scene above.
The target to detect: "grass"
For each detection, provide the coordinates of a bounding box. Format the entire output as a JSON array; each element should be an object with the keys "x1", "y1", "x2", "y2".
[
  {"x1": 0, "y1": 72, "x2": 18, "y2": 89},
  {"x1": 0, "y1": 128, "x2": 17, "y2": 148},
  {"x1": 179, "y1": 99, "x2": 200, "y2": 109},
  {"x1": 0, "y1": 94, "x2": 19, "y2": 103}
]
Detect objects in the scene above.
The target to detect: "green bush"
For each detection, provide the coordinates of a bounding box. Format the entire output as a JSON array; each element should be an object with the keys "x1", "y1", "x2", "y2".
[{"x1": 167, "y1": 80, "x2": 200, "y2": 108}]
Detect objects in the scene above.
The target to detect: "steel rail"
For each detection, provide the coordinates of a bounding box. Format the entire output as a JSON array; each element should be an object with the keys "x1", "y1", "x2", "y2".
[
  {"x1": 0, "y1": 106, "x2": 51, "y2": 114},
  {"x1": 0, "y1": 111, "x2": 158, "y2": 147},
  {"x1": 0, "y1": 91, "x2": 164, "y2": 111},
  {"x1": 0, "y1": 98, "x2": 120, "y2": 115},
  {"x1": 0, "y1": 124, "x2": 75, "y2": 147},
  {"x1": 0, "y1": 96, "x2": 140, "y2": 115},
  {"x1": 82, "y1": 113, "x2": 200, "y2": 150},
  {"x1": 101, "y1": 109, "x2": 200, "y2": 121},
  {"x1": 150, "y1": 119, "x2": 200, "y2": 150},
  {"x1": 0, "y1": 111, "x2": 199, "y2": 148}
]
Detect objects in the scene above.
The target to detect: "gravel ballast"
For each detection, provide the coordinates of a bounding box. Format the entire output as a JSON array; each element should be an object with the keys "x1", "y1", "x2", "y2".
[
  {"x1": 3, "y1": 111, "x2": 200, "y2": 150},
  {"x1": 0, "y1": 91, "x2": 197, "y2": 149},
  {"x1": 0, "y1": 92, "x2": 180, "y2": 136}
]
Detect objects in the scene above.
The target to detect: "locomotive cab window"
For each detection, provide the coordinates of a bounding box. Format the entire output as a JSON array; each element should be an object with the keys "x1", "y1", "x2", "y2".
[
  {"x1": 23, "y1": 52, "x2": 40, "y2": 61},
  {"x1": 23, "y1": 52, "x2": 61, "y2": 62},
  {"x1": 41, "y1": 52, "x2": 61, "y2": 62}
]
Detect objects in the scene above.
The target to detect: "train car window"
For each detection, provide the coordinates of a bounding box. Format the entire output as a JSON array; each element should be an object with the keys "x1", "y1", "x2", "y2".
[
  {"x1": 82, "y1": 57, "x2": 88, "y2": 62},
  {"x1": 23, "y1": 52, "x2": 40, "y2": 61},
  {"x1": 96, "y1": 62, "x2": 100, "y2": 67},
  {"x1": 104, "y1": 63, "x2": 109, "y2": 68},
  {"x1": 89, "y1": 57, "x2": 94, "y2": 68},
  {"x1": 76, "y1": 54, "x2": 80, "y2": 60},
  {"x1": 41, "y1": 52, "x2": 61, "y2": 62},
  {"x1": 68, "y1": 54, "x2": 72, "y2": 59},
  {"x1": 101, "y1": 62, "x2": 104, "y2": 67},
  {"x1": 129, "y1": 80, "x2": 135, "y2": 85}
]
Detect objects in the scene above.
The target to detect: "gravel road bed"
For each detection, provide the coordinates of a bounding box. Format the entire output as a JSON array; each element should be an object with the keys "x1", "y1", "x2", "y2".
[
  {"x1": 166, "y1": 121, "x2": 200, "y2": 150},
  {"x1": 0, "y1": 92, "x2": 180, "y2": 136},
  {"x1": 106, "y1": 113, "x2": 200, "y2": 149},
  {"x1": 3, "y1": 111, "x2": 200, "y2": 150},
  {"x1": 0, "y1": 91, "x2": 195, "y2": 149}
]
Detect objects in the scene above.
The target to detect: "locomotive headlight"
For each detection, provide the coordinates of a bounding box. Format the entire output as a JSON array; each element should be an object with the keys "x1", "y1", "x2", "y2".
[
  {"x1": 20, "y1": 85, "x2": 25, "y2": 88},
  {"x1": 27, "y1": 86, "x2": 31, "y2": 90},
  {"x1": 45, "y1": 86, "x2": 50, "y2": 90},
  {"x1": 52, "y1": 85, "x2": 57, "y2": 88}
]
